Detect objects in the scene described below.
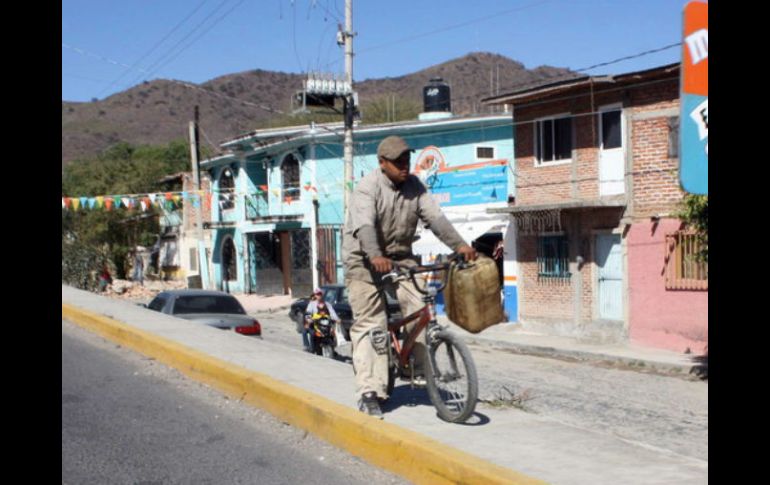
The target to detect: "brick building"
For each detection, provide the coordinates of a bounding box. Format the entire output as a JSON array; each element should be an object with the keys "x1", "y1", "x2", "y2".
[{"x1": 482, "y1": 64, "x2": 707, "y2": 353}]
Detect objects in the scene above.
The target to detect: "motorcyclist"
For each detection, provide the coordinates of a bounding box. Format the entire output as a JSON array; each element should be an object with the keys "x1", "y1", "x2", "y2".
[{"x1": 303, "y1": 289, "x2": 340, "y2": 353}]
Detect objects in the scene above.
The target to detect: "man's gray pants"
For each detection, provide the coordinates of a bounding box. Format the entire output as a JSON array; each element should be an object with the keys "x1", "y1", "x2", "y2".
[{"x1": 346, "y1": 275, "x2": 427, "y2": 400}]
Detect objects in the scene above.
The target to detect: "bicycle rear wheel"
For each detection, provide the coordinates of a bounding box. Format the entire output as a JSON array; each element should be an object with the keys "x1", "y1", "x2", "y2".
[{"x1": 425, "y1": 330, "x2": 478, "y2": 423}]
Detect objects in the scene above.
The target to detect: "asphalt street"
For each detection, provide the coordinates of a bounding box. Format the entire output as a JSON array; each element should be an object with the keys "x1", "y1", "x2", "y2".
[{"x1": 62, "y1": 319, "x2": 409, "y2": 485}]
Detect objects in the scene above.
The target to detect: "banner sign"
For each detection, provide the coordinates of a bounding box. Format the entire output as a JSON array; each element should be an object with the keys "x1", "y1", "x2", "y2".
[
  {"x1": 680, "y1": 1, "x2": 708, "y2": 194},
  {"x1": 413, "y1": 146, "x2": 509, "y2": 207}
]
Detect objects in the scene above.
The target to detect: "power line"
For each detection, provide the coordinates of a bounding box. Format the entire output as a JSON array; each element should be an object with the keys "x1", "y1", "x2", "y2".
[
  {"x1": 122, "y1": 0, "x2": 235, "y2": 90},
  {"x1": 64, "y1": 42, "x2": 286, "y2": 117},
  {"x1": 320, "y1": 0, "x2": 559, "y2": 70},
  {"x1": 97, "y1": 0, "x2": 212, "y2": 99},
  {"x1": 142, "y1": 0, "x2": 248, "y2": 86}
]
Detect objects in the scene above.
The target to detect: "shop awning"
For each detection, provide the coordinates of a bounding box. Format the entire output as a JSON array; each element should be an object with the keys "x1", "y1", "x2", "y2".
[{"x1": 412, "y1": 218, "x2": 507, "y2": 256}]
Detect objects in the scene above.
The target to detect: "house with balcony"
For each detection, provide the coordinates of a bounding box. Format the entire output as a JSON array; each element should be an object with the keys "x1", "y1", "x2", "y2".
[
  {"x1": 482, "y1": 64, "x2": 707, "y2": 353},
  {"x1": 199, "y1": 109, "x2": 518, "y2": 317}
]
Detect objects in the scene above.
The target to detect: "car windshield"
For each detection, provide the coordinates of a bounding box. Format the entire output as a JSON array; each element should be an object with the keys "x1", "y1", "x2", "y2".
[
  {"x1": 172, "y1": 295, "x2": 246, "y2": 315},
  {"x1": 323, "y1": 288, "x2": 338, "y2": 304},
  {"x1": 338, "y1": 287, "x2": 349, "y2": 304}
]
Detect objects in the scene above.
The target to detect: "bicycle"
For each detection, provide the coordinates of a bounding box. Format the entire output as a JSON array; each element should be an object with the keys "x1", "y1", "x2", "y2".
[{"x1": 380, "y1": 254, "x2": 479, "y2": 423}]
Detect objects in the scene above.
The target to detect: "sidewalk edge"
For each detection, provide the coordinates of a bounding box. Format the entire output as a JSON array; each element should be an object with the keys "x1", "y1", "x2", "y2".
[{"x1": 62, "y1": 303, "x2": 546, "y2": 485}]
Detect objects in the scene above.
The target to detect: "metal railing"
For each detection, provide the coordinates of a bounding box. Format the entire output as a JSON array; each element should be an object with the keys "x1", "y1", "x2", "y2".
[{"x1": 664, "y1": 231, "x2": 708, "y2": 290}]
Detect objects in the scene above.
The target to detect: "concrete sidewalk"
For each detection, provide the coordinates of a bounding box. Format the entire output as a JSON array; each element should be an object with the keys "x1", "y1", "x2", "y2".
[
  {"x1": 63, "y1": 285, "x2": 707, "y2": 485},
  {"x1": 233, "y1": 293, "x2": 704, "y2": 378}
]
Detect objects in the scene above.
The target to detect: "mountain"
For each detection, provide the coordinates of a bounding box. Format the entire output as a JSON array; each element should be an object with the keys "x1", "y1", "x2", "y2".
[{"x1": 61, "y1": 52, "x2": 577, "y2": 167}]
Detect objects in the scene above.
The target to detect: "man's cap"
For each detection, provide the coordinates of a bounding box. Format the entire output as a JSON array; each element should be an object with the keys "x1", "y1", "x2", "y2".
[
  {"x1": 377, "y1": 136, "x2": 414, "y2": 160},
  {"x1": 313, "y1": 288, "x2": 323, "y2": 295}
]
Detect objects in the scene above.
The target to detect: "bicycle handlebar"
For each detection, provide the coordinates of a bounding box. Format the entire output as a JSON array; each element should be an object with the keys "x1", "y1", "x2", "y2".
[{"x1": 383, "y1": 253, "x2": 467, "y2": 295}]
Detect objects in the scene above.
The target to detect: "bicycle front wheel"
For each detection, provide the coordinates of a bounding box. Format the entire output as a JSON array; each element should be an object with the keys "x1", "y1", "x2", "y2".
[{"x1": 425, "y1": 330, "x2": 478, "y2": 423}]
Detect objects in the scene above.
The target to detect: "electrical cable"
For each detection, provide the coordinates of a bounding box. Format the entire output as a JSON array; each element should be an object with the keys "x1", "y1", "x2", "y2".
[{"x1": 96, "y1": 0, "x2": 212, "y2": 99}]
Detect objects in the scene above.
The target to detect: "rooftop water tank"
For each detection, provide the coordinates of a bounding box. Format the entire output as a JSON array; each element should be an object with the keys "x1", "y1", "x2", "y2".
[{"x1": 423, "y1": 78, "x2": 451, "y2": 113}]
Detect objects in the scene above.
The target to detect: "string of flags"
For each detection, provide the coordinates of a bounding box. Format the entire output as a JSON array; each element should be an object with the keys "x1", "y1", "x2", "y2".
[
  {"x1": 62, "y1": 167, "x2": 506, "y2": 211},
  {"x1": 60, "y1": 183, "x2": 326, "y2": 212}
]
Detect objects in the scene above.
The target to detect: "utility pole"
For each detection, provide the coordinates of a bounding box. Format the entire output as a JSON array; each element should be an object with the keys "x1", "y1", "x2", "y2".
[
  {"x1": 342, "y1": 0, "x2": 354, "y2": 217},
  {"x1": 189, "y1": 106, "x2": 207, "y2": 289}
]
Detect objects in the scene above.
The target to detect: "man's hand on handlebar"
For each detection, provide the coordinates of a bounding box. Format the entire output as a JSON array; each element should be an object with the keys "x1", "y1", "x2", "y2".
[
  {"x1": 370, "y1": 256, "x2": 393, "y2": 273},
  {"x1": 457, "y1": 244, "x2": 478, "y2": 262}
]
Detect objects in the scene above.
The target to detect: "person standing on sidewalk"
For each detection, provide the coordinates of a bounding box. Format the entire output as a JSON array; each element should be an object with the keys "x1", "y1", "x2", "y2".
[{"x1": 342, "y1": 135, "x2": 477, "y2": 418}]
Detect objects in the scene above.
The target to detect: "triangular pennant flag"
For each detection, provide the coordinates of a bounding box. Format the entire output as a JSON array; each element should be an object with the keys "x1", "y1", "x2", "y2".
[
  {"x1": 140, "y1": 200, "x2": 148, "y2": 212},
  {"x1": 105, "y1": 199, "x2": 113, "y2": 211},
  {"x1": 271, "y1": 189, "x2": 280, "y2": 197},
  {"x1": 72, "y1": 198, "x2": 81, "y2": 211},
  {"x1": 95, "y1": 196, "x2": 104, "y2": 209},
  {"x1": 165, "y1": 192, "x2": 173, "y2": 201},
  {"x1": 192, "y1": 195, "x2": 200, "y2": 208},
  {"x1": 259, "y1": 185, "x2": 268, "y2": 192},
  {"x1": 181, "y1": 191, "x2": 188, "y2": 200},
  {"x1": 62, "y1": 198, "x2": 67, "y2": 209},
  {"x1": 88, "y1": 198, "x2": 97, "y2": 209},
  {"x1": 148, "y1": 193, "x2": 157, "y2": 205},
  {"x1": 122, "y1": 197, "x2": 131, "y2": 209},
  {"x1": 79, "y1": 197, "x2": 88, "y2": 209},
  {"x1": 172, "y1": 194, "x2": 182, "y2": 204}
]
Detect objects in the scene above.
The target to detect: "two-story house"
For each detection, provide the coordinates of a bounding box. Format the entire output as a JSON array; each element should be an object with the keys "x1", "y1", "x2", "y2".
[
  {"x1": 199, "y1": 110, "x2": 518, "y2": 317},
  {"x1": 482, "y1": 64, "x2": 707, "y2": 353}
]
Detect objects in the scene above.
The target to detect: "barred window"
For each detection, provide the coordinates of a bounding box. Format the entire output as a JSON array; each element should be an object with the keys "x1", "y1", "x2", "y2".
[
  {"x1": 281, "y1": 154, "x2": 300, "y2": 202},
  {"x1": 537, "y1": 235, "x2": 570, "y2": 278},
  {"x1": 665, "y1": 231, "x2": 707, "y2": 290},
  {"x1": 219, "y1": 168, "x2": 235, "y2": 211}
]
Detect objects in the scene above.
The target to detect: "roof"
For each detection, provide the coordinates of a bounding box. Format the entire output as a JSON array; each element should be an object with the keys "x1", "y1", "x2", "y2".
[
  {"x1": 482, "y1": 63, "x2": 680, "y2": 106},
  {"x1": 158, "y1": 289, "x2": 236, "y2": 297},
  {"x1": 487, "y1": 196, "x2": 626, "y2": 214},
  {"x1": 202, "y1": 113, "x2": 513, "y2": 167}
]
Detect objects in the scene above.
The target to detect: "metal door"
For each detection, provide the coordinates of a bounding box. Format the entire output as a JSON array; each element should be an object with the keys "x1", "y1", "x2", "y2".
[
  {"x1": 596, "y1": 234, "x2": 623, "y2": 320},
  {"x1": 599, "y1": 106, "x2": 625, "y2": 196}
]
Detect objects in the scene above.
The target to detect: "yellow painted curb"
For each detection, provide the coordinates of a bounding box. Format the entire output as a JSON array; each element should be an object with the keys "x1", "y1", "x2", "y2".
[{"x1": 63, "y1": 303, "x2": 547, "y2": 485}]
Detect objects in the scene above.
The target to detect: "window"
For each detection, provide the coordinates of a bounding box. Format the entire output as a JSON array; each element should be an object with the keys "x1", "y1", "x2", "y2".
[
  {"x1": 281, "y1": 154, "x2": 300, "y2": 201},
  {"x1": 476, "y1": 146, "x2": 495, "y2": 160},
  {"x1": 665, "y1": 231, "x2": 707, "y2": 290},
  {"x1": 537, "y1": 235, "x2": 570, "y2": 278},
  {"x1": 668, "y1": 117, "x2": 680, "y2": 158},
  {"x1": 535, "y1": 116, "x2": 572, "y2": 164},
  {"x1": 148, "y1": 295, "x2": 168, "y2": 312},
  {"x1": 601, "y1": 110, "x2": 622, "y2": 149},
  {"x1": 189, "y1": 248, "x2": 198, "y2": 272},
  {"x1": 219, "y1": 168, "x2": 235, "y2": 211},
  {"x1": 172, "y1": 295, "x2": 246, "y2": 315}
]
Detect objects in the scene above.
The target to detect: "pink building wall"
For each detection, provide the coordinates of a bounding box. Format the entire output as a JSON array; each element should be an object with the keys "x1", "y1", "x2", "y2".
[{"x1": 627, "y1": 219, "x2": 708, "y2": 353}]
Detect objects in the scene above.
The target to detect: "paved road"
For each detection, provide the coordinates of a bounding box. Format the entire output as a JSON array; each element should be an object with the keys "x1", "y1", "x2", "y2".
[
  {"x1": 256, "y1": 311, "x2": 708, "y2": 462},
  {"x1": 62, "y1": 319, "x2": 409, "y2": 485}
]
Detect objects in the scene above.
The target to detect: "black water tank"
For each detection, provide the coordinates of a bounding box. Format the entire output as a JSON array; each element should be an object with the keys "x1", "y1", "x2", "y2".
[{"x1": 423, "y1": 78, "x2": 451, "y2": 112}]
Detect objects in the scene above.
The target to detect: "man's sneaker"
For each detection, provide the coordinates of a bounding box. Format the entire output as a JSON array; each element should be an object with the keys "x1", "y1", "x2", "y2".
[
  {"x1": 358, "y1": 392, "x2": 384, "y2": 419},
  {"x1": 412, "y1": 375, "x2": 427, "y2": 387}
]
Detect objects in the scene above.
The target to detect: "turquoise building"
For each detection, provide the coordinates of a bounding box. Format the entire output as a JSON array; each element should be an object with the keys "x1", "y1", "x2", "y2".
[{"x1": 200, "y1": 113, "x2": 519, "y2": 320}]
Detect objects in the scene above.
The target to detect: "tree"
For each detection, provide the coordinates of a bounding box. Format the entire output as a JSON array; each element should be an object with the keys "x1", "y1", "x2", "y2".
[
  {"x1": 677, "y1": 194, "x2": 708, "y2": 263},
  {"x1": 62, "y1": 140, "x2": 190, "y2": 286}
]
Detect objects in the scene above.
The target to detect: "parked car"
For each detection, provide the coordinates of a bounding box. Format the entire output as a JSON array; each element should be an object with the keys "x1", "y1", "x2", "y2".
[
  {"x1": 289, "y1": 284, "x2": 402, "y2": 341},
  {"x1": 145, "y1": 290, "x2": 262, "y2": 336}
]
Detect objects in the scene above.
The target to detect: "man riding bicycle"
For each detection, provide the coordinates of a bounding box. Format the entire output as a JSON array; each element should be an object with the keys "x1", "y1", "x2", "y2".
[{"x1": 342, "y1": 135, "x2": 477, "y2": 418}]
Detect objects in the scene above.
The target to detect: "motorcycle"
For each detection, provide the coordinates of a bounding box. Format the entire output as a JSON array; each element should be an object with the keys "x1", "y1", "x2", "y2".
[{"x1": 308, "y1": 312, "x2": 336, "y2": 359}]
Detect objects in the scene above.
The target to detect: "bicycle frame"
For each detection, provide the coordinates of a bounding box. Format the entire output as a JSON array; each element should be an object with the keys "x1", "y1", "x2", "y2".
[{"x1": 381, "y1": 258, "x2": 456, "y2": 371}]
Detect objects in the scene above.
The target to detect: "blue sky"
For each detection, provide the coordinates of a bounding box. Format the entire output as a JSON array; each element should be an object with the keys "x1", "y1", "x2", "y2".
[{"x1": 62, "y1": 0, "x2": 690, "y2": 103}]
